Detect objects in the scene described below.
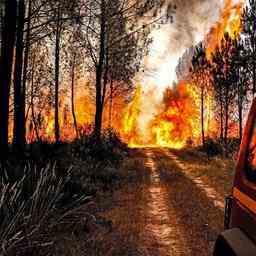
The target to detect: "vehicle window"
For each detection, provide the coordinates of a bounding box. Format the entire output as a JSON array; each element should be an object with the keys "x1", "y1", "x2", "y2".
[{"x1": 247, "y1": 121, "x2": 256, "y2": 181}]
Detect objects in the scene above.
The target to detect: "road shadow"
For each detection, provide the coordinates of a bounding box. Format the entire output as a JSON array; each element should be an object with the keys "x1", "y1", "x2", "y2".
[{"x1": 155, "y1": 150, "x2": 224, "y2": 255}]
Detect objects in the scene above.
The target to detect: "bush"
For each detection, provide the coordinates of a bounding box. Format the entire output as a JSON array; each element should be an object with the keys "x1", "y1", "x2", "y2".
[
  {"x1": 202, "y1": 138, "x2": 223, "y2": 156},
  {"x1": 72, "y1": 129, "x2": 128, "y2": 166},
  {"x1": 225, "y1": 138, "x2": 240, "y2": 155}
]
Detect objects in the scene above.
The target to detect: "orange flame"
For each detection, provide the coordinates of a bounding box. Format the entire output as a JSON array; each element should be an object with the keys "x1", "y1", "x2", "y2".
[
  {"x1": 120, "y1": 0, "x2": 243, "y2": 149},
  {"x1": 11, "y1": 0, "x2": 243, "y2": 146},
  {"x1": 206, "y1": 0, "x2": 243, "y2": 58},
  {"x1": 121, "y1": 81, "x2": 215, "y2": 148}
]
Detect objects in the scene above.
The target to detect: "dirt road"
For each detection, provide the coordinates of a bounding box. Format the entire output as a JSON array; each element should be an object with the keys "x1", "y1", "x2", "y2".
[{"x1": 92, "y1": 148, "x2": 234, "y2": 256}]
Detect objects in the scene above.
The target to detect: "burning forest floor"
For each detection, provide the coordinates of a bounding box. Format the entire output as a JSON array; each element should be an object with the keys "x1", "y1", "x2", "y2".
[{"x1": 77, "y1": 147, "x2": 236, "y2": 256}]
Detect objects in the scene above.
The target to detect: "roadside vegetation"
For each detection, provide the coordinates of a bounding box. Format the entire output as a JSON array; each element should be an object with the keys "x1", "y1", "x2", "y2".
[{"x1": 0, "y1": 130, "x2": 129, "y2": 255}]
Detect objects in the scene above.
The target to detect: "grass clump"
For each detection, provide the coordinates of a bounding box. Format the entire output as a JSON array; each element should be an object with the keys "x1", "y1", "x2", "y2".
[{"x1": 0, "y1": 164, "x2": 90, "y2": 256}]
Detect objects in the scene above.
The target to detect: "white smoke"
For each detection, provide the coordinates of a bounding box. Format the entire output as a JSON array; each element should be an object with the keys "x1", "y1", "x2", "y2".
[{"x1": 134, "y1": 0, "x2": 238, "y2": 144}]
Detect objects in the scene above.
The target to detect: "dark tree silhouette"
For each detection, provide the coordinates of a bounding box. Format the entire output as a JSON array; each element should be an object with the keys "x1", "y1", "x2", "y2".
[
  {"x1": 242, "y1": 0, "x2": 256, "y2": 96},
  {"x1": 211, "y1": 33, "x2": 237, "y2": 144},
  {"x1": 13, "y1": 0, "x2": 26, "y2": 155},
  {"x1": 191, "y1": 43, "x2": 211, "y2": 146},
  {"x1": 0, "y1": 0, "x2": 17, "y2": 160}
]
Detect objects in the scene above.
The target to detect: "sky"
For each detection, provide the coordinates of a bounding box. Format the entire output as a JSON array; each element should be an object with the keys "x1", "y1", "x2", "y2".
[{"x1": 139, "y1": 0, "x2": 224, "y2": 90}]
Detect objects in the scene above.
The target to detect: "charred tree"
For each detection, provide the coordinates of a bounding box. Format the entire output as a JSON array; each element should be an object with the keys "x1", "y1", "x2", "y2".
[
  {"x1": 94, "y1": 0, "x2": 106, "y2": 141},
  {"x1": 54, "y1": 6, "x2": 61, "y2": 143},
  {"x1": 212, "y1": 34, "x2": 238, "y2": 145},
  {"x1": 108, "y1": 80, "x2": 113, "y2": 128},
  {"x1": 13, "y1": 0, "x2": 26, "y2": 154},
  {"x1": 70, "y1": 52, "x2": 79, "y2": 138},
  {"x1": 0, "y1": 0, "x2": 17, "y2": 160},
  {"x1": 191, "y1": 44, "x2": 210, "y2": 146}
]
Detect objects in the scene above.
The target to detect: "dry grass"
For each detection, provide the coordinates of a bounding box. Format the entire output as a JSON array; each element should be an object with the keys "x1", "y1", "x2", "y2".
[
  {"x1": 171, "y1": 148, "x2": 236, "y2": 196},
  {"x1": 0, "y1": 164, "x2": 89, "y2": 256}
]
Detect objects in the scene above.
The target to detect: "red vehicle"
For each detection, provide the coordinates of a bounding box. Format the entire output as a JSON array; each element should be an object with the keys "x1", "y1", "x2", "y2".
[{"x1": 214, "y1": 99, "x2": 256, "y2": 255}]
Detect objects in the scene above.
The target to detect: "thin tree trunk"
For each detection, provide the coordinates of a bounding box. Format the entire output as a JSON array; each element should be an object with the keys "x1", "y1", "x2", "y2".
[
  {"x1": 201, "y1": 86, "x2": 205, "y2": 146},
  {"x1": 54, "y1": 12, "x2": 61, "y2": 143},
  {"x1": 94, "y1": 0, "x2": 106, "y2": 141},
  {"x1": 224, "y1": 87, "x2": 229, "y2": 145},
  {"x1": 109, "y1": 80, "x2": 113, "y2": 129},
  {"x1": 238, "y1": 101, "x2": 243, "y2": 142},
  {"x1": 71, "y1": 53, "x2": 78, "y2": 138},
  {"x1": 253, "y1": 60, "x2": 256, "y2": 96},
  {"x1": 220, "y1": 97, "x2": 223, "y2": 142},
  {"x1": 13, "y1": 0, "x2": 26, "y2": 154},
  {"x1": 21, "y1": 0, "x2": 32, "y2": 141},
  {"x1": 238, "y1": 78, "x2": 243, "y2": 142},
  {"x1": 0, "y1": 0, "x2": 17, "y2": 161},
  {"x1": 30, "y1": 53, "x2": 40, "y2": 141}
]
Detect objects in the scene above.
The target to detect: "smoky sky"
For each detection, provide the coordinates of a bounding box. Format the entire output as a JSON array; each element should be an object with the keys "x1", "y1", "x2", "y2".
[
  {"x1": 138, "y1": 0, "x2": 225, "y2": 89},
  {"x1": 173, "y1": 0, "x2": 222, "y2": 46}
]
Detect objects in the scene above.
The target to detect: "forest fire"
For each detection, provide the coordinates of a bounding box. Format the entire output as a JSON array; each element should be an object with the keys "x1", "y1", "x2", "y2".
[
  {"x1": 17, "y1": 0, "x2": 244, "y2": 148},
  {"x1": 120, "y1": 0, "x2": 244, "y2": 149},
  {"x1": 25, "y1": 88, "x2": 94, "y2": 143},
  {"x1": 121, "y1": 81, "x2": 215, "y2": 149}
]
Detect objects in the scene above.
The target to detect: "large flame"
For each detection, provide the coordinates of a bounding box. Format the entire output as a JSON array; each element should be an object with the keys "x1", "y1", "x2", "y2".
[
  {"x1": 120, "y1": 0, "x2": 244, "y2": 149},
  {"x1": 16, "y1": 0, "x2": 244, "y2": 146},
  {"x1": 26, "y1": 86, "x2": 94, "y2": 143},
  {"x1": 121, "y1": 81, "x2": 215, "y2": 148},
  {"x1": 206, "y1": 0, "x2": 243, "y2": 58}
]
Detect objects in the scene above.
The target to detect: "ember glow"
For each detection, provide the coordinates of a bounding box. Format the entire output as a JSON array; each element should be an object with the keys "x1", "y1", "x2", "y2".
[{"x1": 120, "y1": 0, "x2": 244, "y2": 149}]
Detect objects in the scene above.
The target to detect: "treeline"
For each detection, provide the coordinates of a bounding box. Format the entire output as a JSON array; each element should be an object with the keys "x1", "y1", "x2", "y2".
[
  {"x1": 190, "y1": 0, "x2": 256, "y2": 146},
  {"x1": 0, "y1": 0, "x2": 175, "y2": 159}
]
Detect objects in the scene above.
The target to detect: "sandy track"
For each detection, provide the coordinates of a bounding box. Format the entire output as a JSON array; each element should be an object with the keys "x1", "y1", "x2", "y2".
[{"x1": 94, "y1": 148, "x2": 226, "y2": 256}]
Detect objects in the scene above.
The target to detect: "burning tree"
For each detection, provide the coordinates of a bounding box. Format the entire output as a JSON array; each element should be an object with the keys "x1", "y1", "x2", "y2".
[
  {"x1": 84, "y1": 0, "x2": 170, "y2": 141},
  {"x1": 230, "y1": 37, "x2": 250, "y2": 141},
  {"x1": 191, "y1": 43, "x2": 212, "y2": 146},
  {"x1": 211, "y1": 33, "x2": 238, "y2": 144}
]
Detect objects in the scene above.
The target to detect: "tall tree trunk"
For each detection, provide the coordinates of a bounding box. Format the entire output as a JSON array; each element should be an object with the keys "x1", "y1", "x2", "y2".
[
  {"x1": 109, "y1": 80, "x2": 113, "y2": 129},
  {"x1": 0, "y1": 0, "x2": 17, "y2": 161},
  {"x1": 238, "y1": 100, "x2": 243, "y2": 142},
  {"x1": 54, "y1": 13, "x2": 61, "y2": 143},
  {"x1": 30, "y1": 54, "x2": 40, "y2": 142},
  {"x1": 71, "y1": 53, "x2": 78, "y2": 138},
  {"x1": 21, "y1": 0, "x2": 32, "y2": 140},
  {"x1": 220, "y1": 99, "x2": 223, "y2": 142},
  {"x1": 13, "y1": 0, "x2": 26, "y2": 155},
  {"x1": 237, "y1": 74, "x2": 243, "y2": 142},
  {"x1": 200, "y1": 86, "x2": 205, "y2": 146},
  {"x1": 224, "y1": 86, "x2": 229, "y2": 145},
  {"x1": 31, "y1": 100, "x2": 40, "y2": 141},
  {"x1": 94, "y1": 0, "x2": 106, "y2": 141},
  {"x1": 253, "y1": 60, "x2": 256, "y2": 96}
]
